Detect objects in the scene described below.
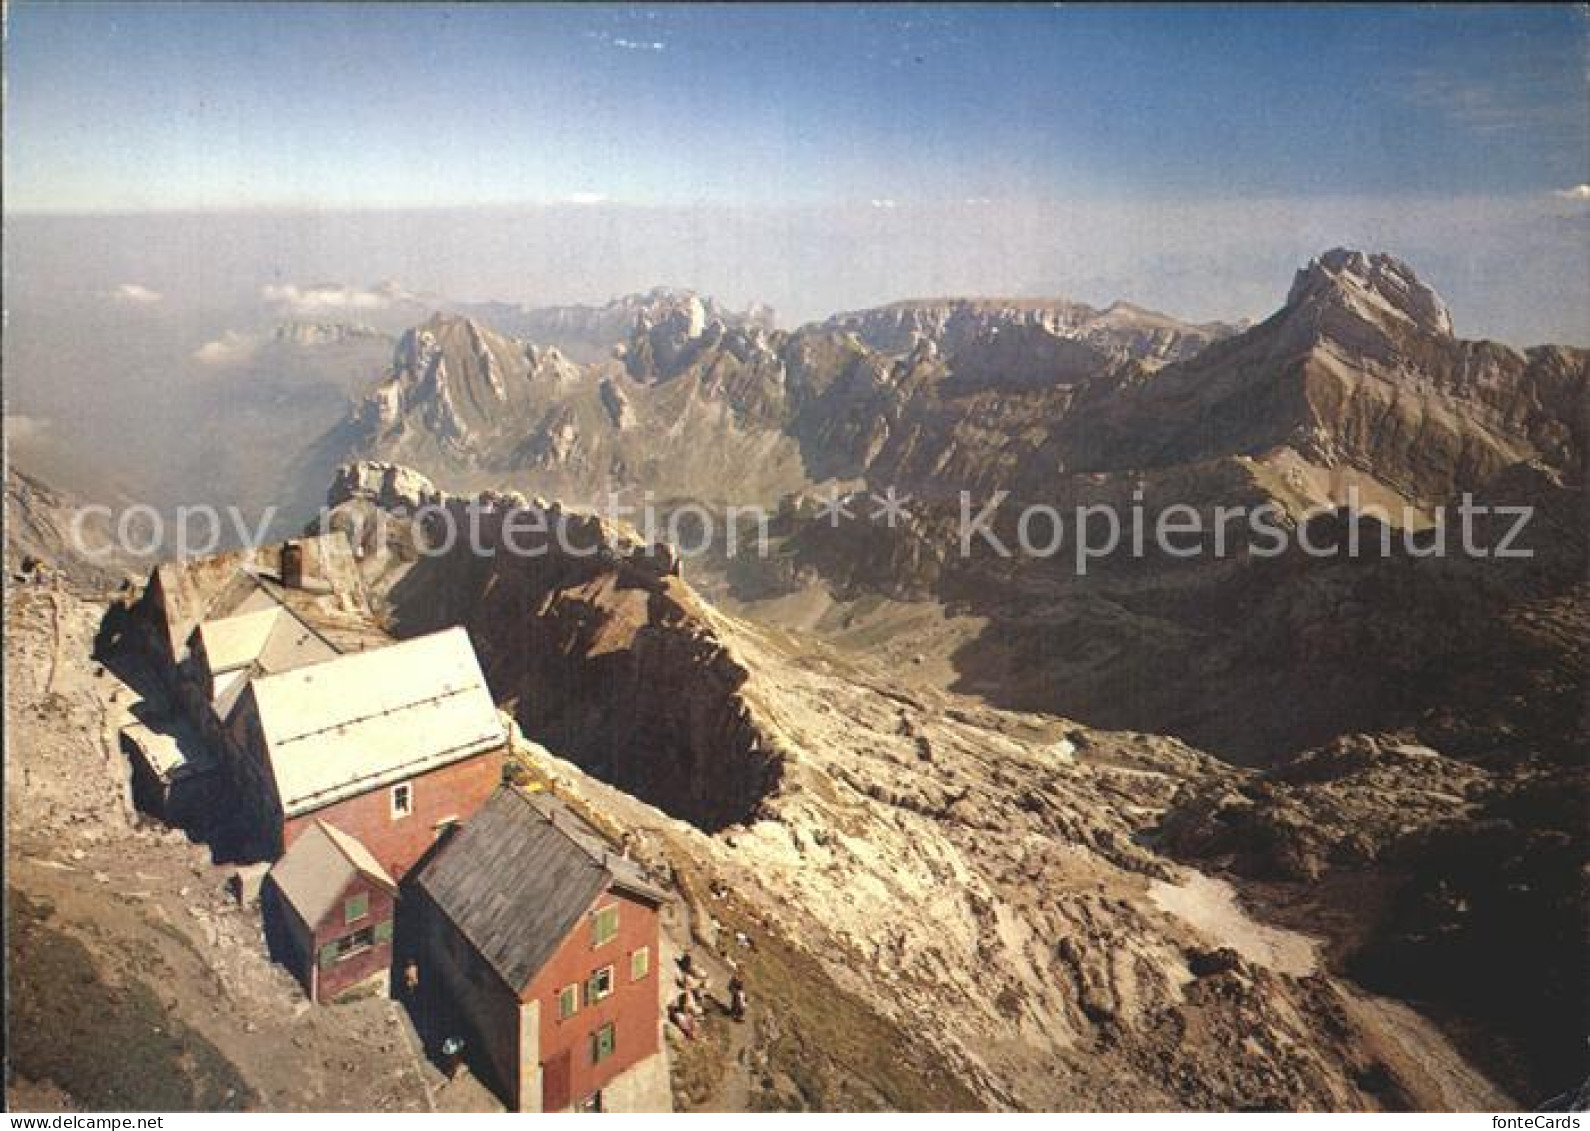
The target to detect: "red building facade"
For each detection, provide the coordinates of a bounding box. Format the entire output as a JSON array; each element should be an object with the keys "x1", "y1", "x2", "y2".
[
  {"x1": 229, "y1": 626, "x2": 510, "y2": 878},
  {"x1": 264, "y1": 821, "x2": 399, "y2": 1004},
  {"x1": 523, "y1": 887, "x2": 661, "y2": 1111},
  {"x1": 307, "y1": 877, "x2": 397, "y2": 1003},
  {"x1": 281, "y1": 746, "x2": 504, "y2": 880},
  {"x1": 412, "y1": 788, "x2": 668, "y2": 1111}
]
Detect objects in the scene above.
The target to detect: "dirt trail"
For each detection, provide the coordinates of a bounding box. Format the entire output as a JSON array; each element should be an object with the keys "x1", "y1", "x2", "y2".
[
  {"x1": 1339, "y1": 991, "x2": 1516, "y2": 1112},
  {"x1": 44, "y1": 584, "x2": 63, "y2": 694},
  {"x1": 662, "y1": 876, "x2": 753, "y2": 1111}
]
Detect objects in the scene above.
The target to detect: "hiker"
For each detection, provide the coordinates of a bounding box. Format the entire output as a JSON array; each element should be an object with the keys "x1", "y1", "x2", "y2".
[
  {"x1": 727, "y1": 974, "x2": 747, "y2": 1022},
  {"x1": 441, "y1": 1035, "x2": 466, "y2": 1080},
  {"x1": 670, "y1": 993, "x2": 697, "y2": 1040},
  {"x1": 678, "y1": 952, "x2": 707, "y2": 1002}
]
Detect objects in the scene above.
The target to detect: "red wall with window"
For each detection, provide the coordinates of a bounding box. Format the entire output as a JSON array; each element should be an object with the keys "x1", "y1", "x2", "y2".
[
  {"x1": 521, "y1": 885, "x2": 661, "y2": 1111},
  {"x1": 282, "y1": 746, "x2": 504, "y2": 879},
  {"x1": 309, "y1": 873, "x2": 396, "y2": 1002}
]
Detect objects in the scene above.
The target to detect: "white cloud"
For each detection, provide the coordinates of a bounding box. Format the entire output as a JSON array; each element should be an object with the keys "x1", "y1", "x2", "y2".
[
  {"x1": 262, "y1": 280, "x2": 414, "y2": 314},
  {"x1": 586, "y1": 30, "x2": 666, "y2": 52},
  {"x1": 192, "y1": 330, "x2": 261, "y2": 366},
  {"x1": 1553, "y1": 184, "x2": 1590, "y2": 201},
  {"x1": 111, "y1": 282, "x2": 162, "y2": 304},
  {"x1": 569, "y1": 192, "x2": 609, "y2": 206},
  {"x1": 870, "y1": 199, "x2": 898, "y2": 210}
]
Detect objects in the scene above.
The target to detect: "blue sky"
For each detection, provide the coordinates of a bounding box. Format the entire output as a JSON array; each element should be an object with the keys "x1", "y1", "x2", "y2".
[
  {"x1": 3, "y1": 3, "x2": 1587, "y2": 346},
  {"x1": 5, "y1": 3, "x2": 1586, "y2": 212}
]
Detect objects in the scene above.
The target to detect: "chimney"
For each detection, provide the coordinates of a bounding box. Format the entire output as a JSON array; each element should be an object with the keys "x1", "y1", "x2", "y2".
[{"x1": 280, "y1": 541, "x2": 305, "y2": 589}]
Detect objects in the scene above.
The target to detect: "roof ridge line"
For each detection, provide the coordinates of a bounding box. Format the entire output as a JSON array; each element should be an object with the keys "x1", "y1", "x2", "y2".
[
  {"x1": 315, "y1": 819, "x2": 360, "y2": 867},
  {"x1": 195, "y1": 569, "x2": 267, "y2": 625},
  {"x1": 526, "y1": 791, "x2": 610, "y2": 871},
  {"x1": 251, "y1": 576, "x2": 347, "y2": 655},
  {"x1": 251, "y1": 623, "x2": 470, "y2": 689},
  {"x1": 314, "y1": 819, "x2": 395, "y2": 889},
  {"x1": 270, "y1": 682, "x2": 481, "y2": 746}
]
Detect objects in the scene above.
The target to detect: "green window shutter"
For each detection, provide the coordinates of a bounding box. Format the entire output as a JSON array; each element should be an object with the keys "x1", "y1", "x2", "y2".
[
  {"x1": 318, "y1": 941, "x2": 339, "y2": 969},
  {"x1": 374, "y1": 919, "x2": 394, "y2": 943},
  {"x1": 631, "y1": 947, "x2": 650, "y2": 981},
  {"x1": 345, "y1": 892, "x2": 368, "y2": 924},
  {"x1": 594, "y1": 1022, "x2": 615, "y2": 1062},
  {"x1": 589, "y1": 1023, "x2": 615, "y2": 1064},
  {"x1": 591, "y1": 905, "x2": 619, "y2": 947}
]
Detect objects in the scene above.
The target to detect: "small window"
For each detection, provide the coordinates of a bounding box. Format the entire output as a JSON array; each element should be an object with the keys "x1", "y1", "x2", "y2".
[
  {"x1": 630, "y1": 946, "x2": 650, "y2": 982},
  {"x1": 591, "y1": 904, "x2": 619, "y2": 947},
  {"x1": 558, "y1": 983, "x2": 579, "y2": 1020},
  {"x1": 333, "y1": 925, "x2": 374, "y2": 962},
  {"x1": 344, "y1": 892, "x2": 368, "y2": 924},
  {"x1": 590, "y1": 1022, "x2": 615, "y2": 1065},
  {"x1": 584, "y1": 965, "x2": 614, "y2": 1005},
  {"x1": 391, "y1": 782, "x2": 413, "y2": 818}
]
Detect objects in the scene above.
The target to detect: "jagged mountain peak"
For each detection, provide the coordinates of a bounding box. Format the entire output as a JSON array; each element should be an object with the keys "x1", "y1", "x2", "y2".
[
  {"x1": 1285, "y1": 248, "x2": 1454, "y2": 338},
  {"x1": 398, "y1": 311, "x2": 573, "y2": 372},
  {"x1": 445, "y1": 288, "x2": 775, "y2": 365},
  {"x1": 412, "y1": 309, "x2": 496, "y2": 339}
]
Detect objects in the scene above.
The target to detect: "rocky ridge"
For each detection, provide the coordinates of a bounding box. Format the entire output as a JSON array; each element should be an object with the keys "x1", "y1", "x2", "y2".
[
  {"x1": 4, "y1": 465, "x2": 140, "y2": 588},
  {"x1": 341, "y1": 252, "x2": 1585, "y2": 523},
  {"x1": 825, "y1": 296, "x2": 1240, "y2": 368}
]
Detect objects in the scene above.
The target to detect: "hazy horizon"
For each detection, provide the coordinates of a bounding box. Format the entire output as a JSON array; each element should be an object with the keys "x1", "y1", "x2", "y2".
[
  {"x1": 8, "y1": 196, "x2": 1590, "y2": 342},
  {"x1": 5, "y1": 3, "x2": 1588, "y2": 341}
]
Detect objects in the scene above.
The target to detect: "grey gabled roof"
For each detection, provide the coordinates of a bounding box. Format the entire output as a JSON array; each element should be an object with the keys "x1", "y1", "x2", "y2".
[
  {"x1": 414, "y1": 787, "x2": 665, "y2": 992},
  {"x1": 269, "y1": 821, "x2": 396, "y2": 931}
]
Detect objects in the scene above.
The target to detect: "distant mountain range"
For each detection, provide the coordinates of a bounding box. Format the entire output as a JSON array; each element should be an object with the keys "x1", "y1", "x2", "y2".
[{"x1": 332, "y1": 250, "x2": 1583, "y2": 520}]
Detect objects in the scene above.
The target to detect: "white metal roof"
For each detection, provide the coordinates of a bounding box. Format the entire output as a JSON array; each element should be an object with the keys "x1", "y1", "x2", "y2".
[
  {"x1": 248, "y1": 626, "x2": 506, "y2": 817},
  {"x1": 196, "y1": 605, "x2": 339, "y2": 683},
  {"x1": 268, "y1": 820, "x2": 396, "y2": 930},
  {"x1": 254, "y1": 608, "x2": 339, "y2": 674},
  {"x1": 198, "y1": 608, "x2": 283, "y2": 673}
]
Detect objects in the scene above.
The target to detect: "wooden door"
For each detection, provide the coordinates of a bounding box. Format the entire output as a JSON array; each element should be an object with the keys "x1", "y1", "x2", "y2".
[{"x1": 542, "y1": 1048, "x2": 572, "y2": 1112}]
